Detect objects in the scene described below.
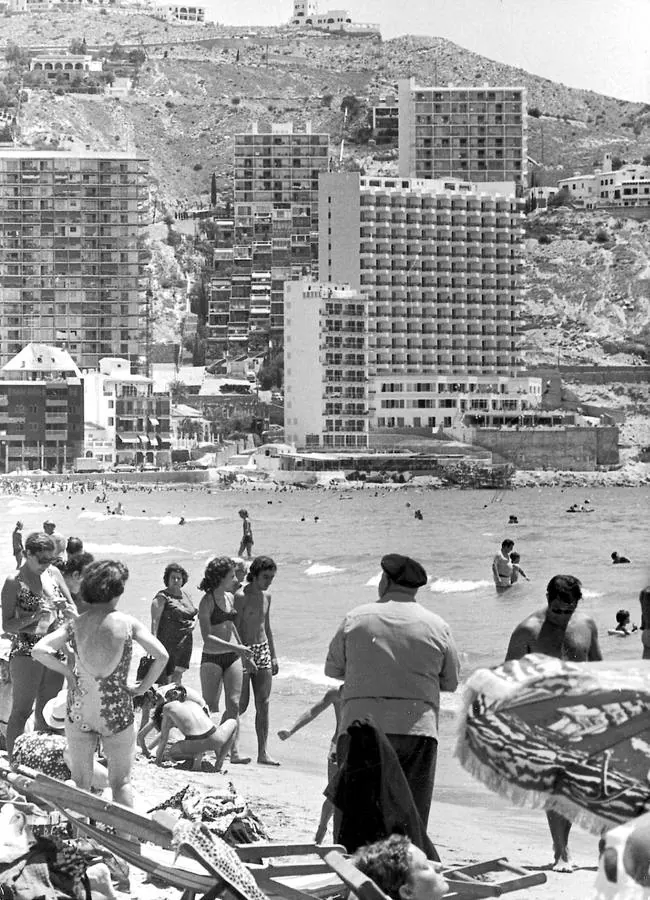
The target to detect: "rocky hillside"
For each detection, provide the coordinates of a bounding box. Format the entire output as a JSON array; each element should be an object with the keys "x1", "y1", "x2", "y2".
[
  {"x1": 523, "y1": 209, "x2": 650, "y2": 365},
  {"x1": 1, "y1": 8, "x2": 649, "y2": 383},
  {"x1": 2, "y1": 9, "x2": 649, "y2": 204}
]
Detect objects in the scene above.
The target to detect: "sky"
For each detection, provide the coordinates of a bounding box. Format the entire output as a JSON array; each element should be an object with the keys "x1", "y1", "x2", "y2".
[{"x1": 201, "y1": 0, "x2": 650, "y2": 104}]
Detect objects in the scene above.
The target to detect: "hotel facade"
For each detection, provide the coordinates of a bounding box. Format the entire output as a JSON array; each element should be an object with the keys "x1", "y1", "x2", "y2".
[
  {"x1": 398, "y1": 78, "x2": 527, "y2": 192},
  {"x1": 208, "y1": 123, "x2": 329, "y2": 356},
  {"x1": 282, "y1": 172, "x2": 541, "y2": 449},
  {"x1": 0, "y1": 149, "x2": 149, "y2": 371}
]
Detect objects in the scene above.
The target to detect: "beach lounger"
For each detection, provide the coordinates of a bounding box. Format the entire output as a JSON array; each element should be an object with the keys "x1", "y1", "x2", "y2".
[{"x1": 0, "y1": 762, "x2": 345, "y2": 900}]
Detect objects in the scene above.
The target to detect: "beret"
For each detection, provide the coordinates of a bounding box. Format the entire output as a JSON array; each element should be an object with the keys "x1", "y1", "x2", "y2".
[{"x1": 380, "y1": 553, "x2": 428, "y2": 589}]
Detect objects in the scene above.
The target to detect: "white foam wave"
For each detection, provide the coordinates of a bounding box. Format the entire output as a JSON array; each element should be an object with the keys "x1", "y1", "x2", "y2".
[
  {"x1": 430, "y1": 577, "x2": 492, "y2": 594},
  {"x1": 365, "y1": 573, "x2": 382, "y2": 587},
  {"x1": 304, "y1": 563, "x2": 345, "y2": 576},
  {"x1": 274, "y1": 659, "x2": 340, "y2": 687},
  {"x1": 84, "y1": 542, "x2": 184, "y2": 556},
  {"x1": 583, "y1": 589, "x2": 604, "y2": 599}
]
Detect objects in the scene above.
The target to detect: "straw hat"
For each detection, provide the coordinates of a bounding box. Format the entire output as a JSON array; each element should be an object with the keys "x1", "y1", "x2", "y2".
[{"x1": 42, "y1": 688, "x2": 67, "y2": 731}]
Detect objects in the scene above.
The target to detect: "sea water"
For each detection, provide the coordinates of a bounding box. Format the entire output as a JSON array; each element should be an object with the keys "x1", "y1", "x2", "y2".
[{"x1": 2, "y1": 482, "x2": 648, "y2": 774}]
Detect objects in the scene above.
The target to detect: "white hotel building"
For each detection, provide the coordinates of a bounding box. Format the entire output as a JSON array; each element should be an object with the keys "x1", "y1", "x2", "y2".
[{"x1": 283, "y1": 173, "x2": 541, "y2": 449}]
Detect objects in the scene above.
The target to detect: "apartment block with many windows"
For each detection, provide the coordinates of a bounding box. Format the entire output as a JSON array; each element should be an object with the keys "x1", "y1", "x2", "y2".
[
  {"x1": 0, "y1": 149, "x2": 149, "y2": 370},
  {"x1": 398, "y1": 78, "x2": 527, "y2": 192},
  {"x1": 0, "y1": 343, "x2": 84, "y2": 473},
  {"x1": 284, "y1": 281, "x2": 369, "y2": 449},
  {"x1": 229, "y1": 122, "x2": 329, "y2": 355},
  {"x1": 320, "y1": 172, "x2": 524, "y2": 377}
]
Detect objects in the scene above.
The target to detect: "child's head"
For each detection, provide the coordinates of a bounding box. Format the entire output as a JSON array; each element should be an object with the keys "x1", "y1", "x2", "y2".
[
  {"x1": 510, "y1": 551, "x2": 521, "y2": 563},
  {"x1": 616, "y1": 609, "x2": 630, "y2": 625}
]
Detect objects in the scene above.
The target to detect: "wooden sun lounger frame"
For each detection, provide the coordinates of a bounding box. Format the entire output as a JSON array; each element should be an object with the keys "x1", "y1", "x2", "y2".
[{"x1": 0, "y1": 763, "x2": 547, "y2": 900}]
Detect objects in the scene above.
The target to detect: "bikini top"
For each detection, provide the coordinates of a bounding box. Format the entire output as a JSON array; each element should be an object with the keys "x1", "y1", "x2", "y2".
[{"x1": 210, "y1": 598, "x2": 238, "y2": 626}]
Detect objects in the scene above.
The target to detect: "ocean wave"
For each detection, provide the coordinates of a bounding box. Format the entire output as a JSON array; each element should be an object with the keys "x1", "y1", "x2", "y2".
[
  {"x1": 430, "y1": 578, "x2": 493, "y2": 594},
  {"x1": 275, "y1": 659, "x2": 340, "y2": 686},
  {"x1": 583, "y1": 589, "x2": 604, "y2": 599},
  {"x1": 85, "y1": 542, "x2": 184, "y2": 555},
  {"x1": 304, "y1": 563, "x2": 345, "y2": 576},
  {"x1": 365, "y1": 573, "x2": 382, "y2": 587}
]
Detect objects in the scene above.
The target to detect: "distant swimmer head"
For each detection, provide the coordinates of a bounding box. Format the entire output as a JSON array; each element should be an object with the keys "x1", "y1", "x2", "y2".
[
  {"x1": 238, "y1": 508, "x2": 248, "y2": 518},
  {"x1": 616, "y1": 609, "x2": 630, "y2": 625},
  {"x1": 612, "y1": 552, "x2": 619, "y2": 561},
  {"x1": 508, "y1": 515, "x2": 518, "y2": 524}
]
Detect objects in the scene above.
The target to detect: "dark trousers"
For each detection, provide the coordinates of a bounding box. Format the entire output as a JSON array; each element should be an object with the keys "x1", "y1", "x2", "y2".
[
  {"x1": 337, "y1": 731, "x2": 438, "y2": 829},
  {"x1": 386, "y1": 733, "x2": 438, "y2": 827}
]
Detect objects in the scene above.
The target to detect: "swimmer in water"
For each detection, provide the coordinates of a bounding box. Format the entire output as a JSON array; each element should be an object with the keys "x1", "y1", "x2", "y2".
[
  {"x1": 613, "y1": 609, "x2": 637, "y2": 636},
  {"x1": 611, "y1": 551, "x2": 631, "y2": 565}
]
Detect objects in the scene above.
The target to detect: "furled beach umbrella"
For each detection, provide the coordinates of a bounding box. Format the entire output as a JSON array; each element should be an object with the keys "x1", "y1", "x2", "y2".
[{"x1": 456, "y1": 653, "x2": 650, "y2": 834}]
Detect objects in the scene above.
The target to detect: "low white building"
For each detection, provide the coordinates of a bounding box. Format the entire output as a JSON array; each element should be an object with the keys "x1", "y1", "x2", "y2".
[
  {"x1": 289, "y1": 0, "x2": 379, "y2": 33},
  {"x1": 153, "y1": 2, "x2": 205, "y2": 22},
  {"x1": 558, "y1": 153, "x2": 650, "y2": 209},
  {"x1": 83, "y1": 358, "x2": 171, "y2": 466}
]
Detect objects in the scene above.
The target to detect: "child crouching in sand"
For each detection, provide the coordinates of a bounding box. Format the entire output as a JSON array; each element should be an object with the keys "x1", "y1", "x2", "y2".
[{"x1": 138, "y1": 684, "x2": 237, "y2": 771}]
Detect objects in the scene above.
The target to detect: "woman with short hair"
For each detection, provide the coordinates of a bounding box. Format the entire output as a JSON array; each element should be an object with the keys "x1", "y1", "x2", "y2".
[
  {"x1": 150, "y1": 562, "x2": 197, "y2": 685},
  {"x1": 1, "y1": 532, "x2": 76, "y2": 755},
  {"x1": 32, "y1": 560, "x2": 168, "y2": 807}
]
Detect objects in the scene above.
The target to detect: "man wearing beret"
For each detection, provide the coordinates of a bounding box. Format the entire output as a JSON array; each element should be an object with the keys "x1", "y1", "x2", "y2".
[{"x1": 325, "y1": 553, "x2": 460, "y2": 828}]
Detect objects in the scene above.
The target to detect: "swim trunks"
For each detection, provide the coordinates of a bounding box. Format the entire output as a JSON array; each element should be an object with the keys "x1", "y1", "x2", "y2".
[
  {"x1": 186, "y1": 725, "x2": 217, "y2": 742},
  {"x1": 200, "y1": 650, "x2": 239, "y2": 671},
  {"x1": 247, "y1": 640, "x2": 272, "y2": 670}
]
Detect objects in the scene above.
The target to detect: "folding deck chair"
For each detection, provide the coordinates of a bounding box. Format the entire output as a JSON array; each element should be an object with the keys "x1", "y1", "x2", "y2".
[
  {"x1": 321, "y1": 848, "x2": 547, "y2": 900},
  {"x1": 0, "y1": 763, "x2": 547, "y2": 900},
  {"x1": 0, "y1": 762, "x2": 344, "y2": 900}
]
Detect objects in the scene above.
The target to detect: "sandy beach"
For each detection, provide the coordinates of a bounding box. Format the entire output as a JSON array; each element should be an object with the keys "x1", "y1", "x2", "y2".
[{"x1": 121, "y1": 710, "x2": 601, "y2": 900}]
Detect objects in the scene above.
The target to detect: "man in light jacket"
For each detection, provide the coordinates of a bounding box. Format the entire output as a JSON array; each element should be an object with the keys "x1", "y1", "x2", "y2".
[{"x1": 325, "y1": 553, "x2": 460, "y2": 827}]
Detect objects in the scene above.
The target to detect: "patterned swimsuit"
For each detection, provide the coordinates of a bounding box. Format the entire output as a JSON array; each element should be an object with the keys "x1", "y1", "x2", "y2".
[
  {"x1": 9, "y1": 576, "x2": 66, "y2": 661},
  {"x1": 66, "y1": 619, "x2": 134, "y2": 737}
]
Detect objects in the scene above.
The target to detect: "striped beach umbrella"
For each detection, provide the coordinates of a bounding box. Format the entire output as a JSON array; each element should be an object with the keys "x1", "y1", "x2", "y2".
[{"x1": 456, "y1": 654, "x2": 650, "y2": 833}]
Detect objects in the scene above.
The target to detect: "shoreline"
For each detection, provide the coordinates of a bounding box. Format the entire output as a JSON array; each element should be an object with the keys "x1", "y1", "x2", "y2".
[{"x1": 0, "y1": 458, "x2": 648, "y2": 491}]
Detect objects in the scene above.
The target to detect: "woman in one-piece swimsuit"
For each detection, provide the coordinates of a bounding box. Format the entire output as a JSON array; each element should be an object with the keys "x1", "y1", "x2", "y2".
[
  {"x1": 32, "y1": 560, "x2": 168, "y2": 807},
  {"x1": 1, "y1": 531, "x2": 76, "y2": 756},
  {"x1": 198, "y1": 557, "x2": 254, "y2": 733}
]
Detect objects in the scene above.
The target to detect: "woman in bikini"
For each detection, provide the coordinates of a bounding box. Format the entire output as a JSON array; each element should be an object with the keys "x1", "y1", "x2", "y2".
[
  {"x1": 198, "y1": 557, "x2": 255, "y2": 760},
  {"x1": 1, "y1": 532, "x2": 77, "y2": 756},
  {"x1": 32, "y1": 560, "x2": 168, "y2": 807}
]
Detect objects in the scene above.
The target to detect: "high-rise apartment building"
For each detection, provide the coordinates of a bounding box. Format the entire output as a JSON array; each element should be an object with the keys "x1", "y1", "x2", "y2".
[
  {"x1": 320, "y1": 172, "x2": 524, "y2": 377},
  {"x1": 284, "y1": 281, "x2": 369, "y2": 449},
  {"x1": 226, "y1": 122, "x2": 329, "y2": 355},
  {"x1": 0, "y1": 149, "x2": 149, "y2": 370},
  {"x1": 398, "y1": 78, "x2": 527, "y2": 191}
]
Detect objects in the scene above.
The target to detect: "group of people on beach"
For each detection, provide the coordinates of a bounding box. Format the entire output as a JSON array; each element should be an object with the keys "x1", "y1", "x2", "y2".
[
  {"x1": 2, "y1": 502, "x2": 649, "y2": 895},
  {"x1": 0, "y1": 509, "x2": 282, "y2": 819}
]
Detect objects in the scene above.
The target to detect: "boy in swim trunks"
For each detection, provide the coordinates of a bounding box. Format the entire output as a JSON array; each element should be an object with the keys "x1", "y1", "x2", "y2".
[
  {"x1": 232, "y1": 556, "x2": 279, "y2": 766},
  {"x1": 278, "y1": 686, "x2": 342, "y2": 842}
]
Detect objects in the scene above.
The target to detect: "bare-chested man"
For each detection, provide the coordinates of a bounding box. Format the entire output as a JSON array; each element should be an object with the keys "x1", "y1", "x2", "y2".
[
  {"x1": 505, "y1": 574, "x2": 602, "y2": 872},
  {"x1": 233, "y1": 556, "x2": 279, "y2": 766}
]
